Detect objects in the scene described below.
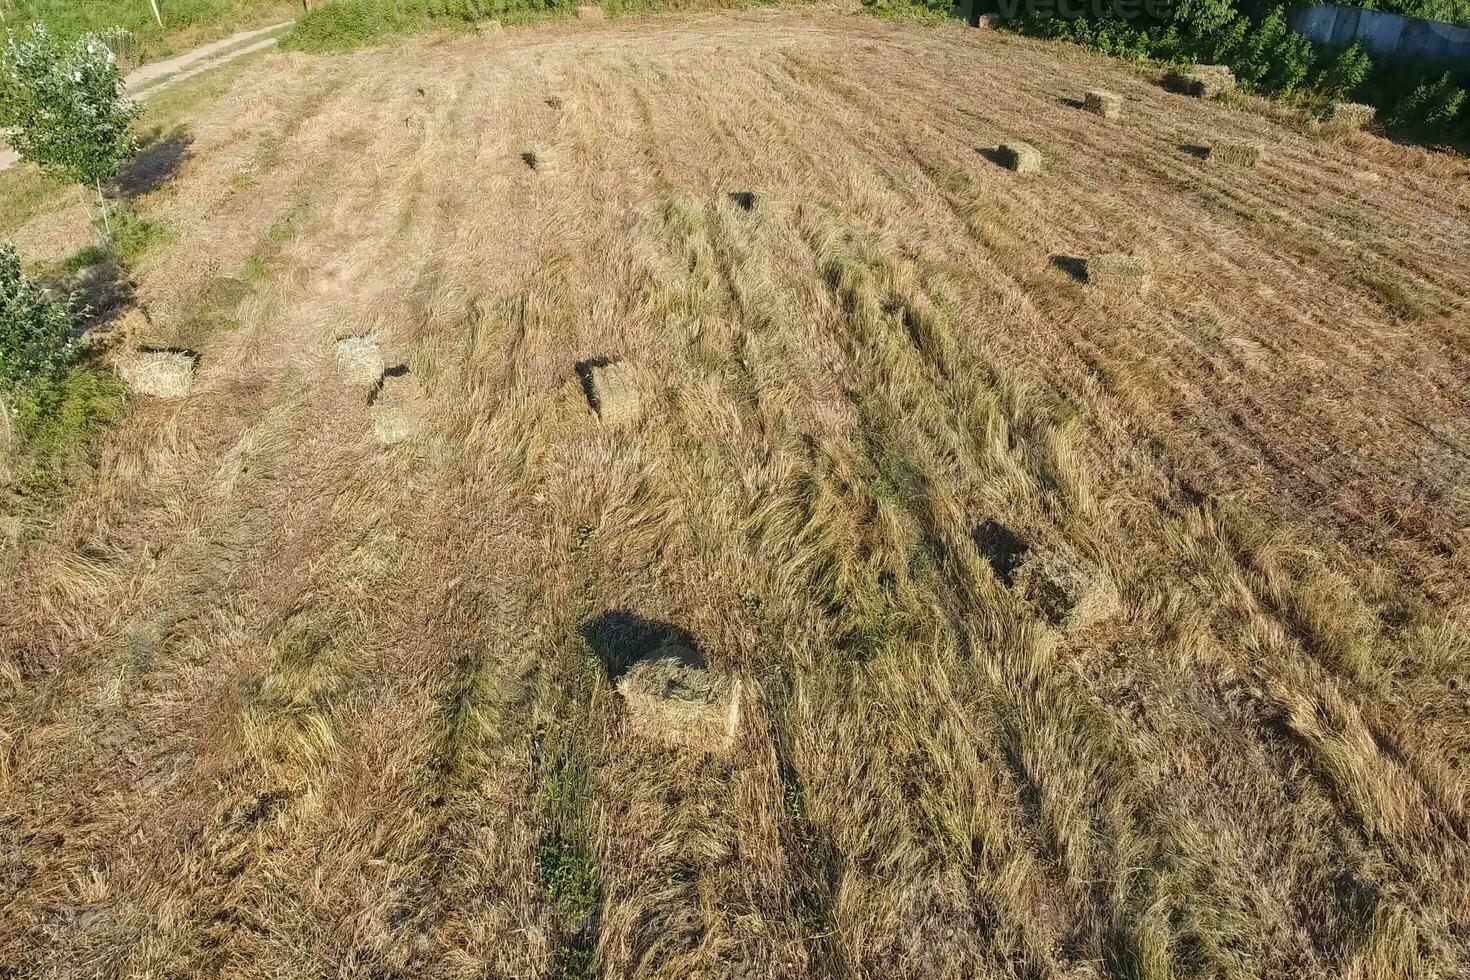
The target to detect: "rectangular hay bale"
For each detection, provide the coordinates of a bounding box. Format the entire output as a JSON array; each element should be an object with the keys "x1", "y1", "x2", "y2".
[
  {"x1": 1208, "y1": 140, "x2": 1264, "y2": 167},
  {"x1": 1326, "y1": 101, "x2": 1376, "y2": 132},
  {"x1": 1166, "y1": 64, "x2": 1235, "y2": 99},
  {"x1": 1083, "y1": 89, "x2": 1122, "y2": 119},
  {"x1": 576, "y1": 4, "x2": 605, "y2": 19},
  {"x1": 996, "y1": 140, "x2": 1042, "y2": 174},
  {"x1": 586, "y1": 359, "x2": 642, "y2": 424},
  {"x1": 1087, "y1": 252, "x2": 1153, "y2": 294}
]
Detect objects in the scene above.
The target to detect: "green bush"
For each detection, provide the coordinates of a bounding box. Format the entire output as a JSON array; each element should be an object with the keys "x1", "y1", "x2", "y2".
[
  {"x1": 1228, "y1": 7, "x2": 1317, "y2": 96},
  {"x1": 0, "y1": 242, "x2": 125, "y2": 478},
  {"x1": 0, "y1": 243, "x2": 74, "y2": 391},
  {"x1": 0, "y1": 26, "x2": 140, "y2": 190},
  {"x1": 1316, "y1": 41, "x2": 1371, "y2": 100},
  {"x1": 1393, "y1": 71, "x2": 1467, "y2": 130}
]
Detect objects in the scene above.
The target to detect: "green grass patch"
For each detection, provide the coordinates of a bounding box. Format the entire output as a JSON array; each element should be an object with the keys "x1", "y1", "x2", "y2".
[
  {"x1": 103, "y1": 207, "x2": 173, "y2": 264},
  {"x1": 2, "y1": 0, "x2": 298, "y2": 67},
  {"x1": 6, "y1": 364, "x2": 129, "y2": 506}
]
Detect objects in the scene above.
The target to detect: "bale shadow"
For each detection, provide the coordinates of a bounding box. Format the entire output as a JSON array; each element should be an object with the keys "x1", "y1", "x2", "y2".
[
  {"x1": 574, "y1": 355, "x2": 615, "y2": 412},
  {"x1": 977, "y1": 146, "x2": 1010, "y2": 168},
  {"x1": 1179, "y1": 143, "x2": 1211, "y2": 159},
  {"x1": 115, "y1": 125, "x2": 195, "y2": 198},
  {"x1": 1049, "y1": 254, "x2": 1089, "y2": 283},
  {"x1": 579, "y1": 609, "x2": 702, "y2": 681},
  {"x1": 1058, "y1": 95, "x2": 1086, "y2": 110},
  {"x1": 972, "y1": 520, "x2": 1029, "y2": 586}
]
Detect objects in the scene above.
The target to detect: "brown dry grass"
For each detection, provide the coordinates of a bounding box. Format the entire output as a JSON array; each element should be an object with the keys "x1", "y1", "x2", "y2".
[{"x1": 2, "y1": 7, "x2": 1469, "y2": 979}]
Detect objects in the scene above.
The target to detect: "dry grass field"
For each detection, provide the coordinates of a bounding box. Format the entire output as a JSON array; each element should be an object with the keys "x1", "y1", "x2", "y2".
[{"x1": 3, "y1": 6, "x2": 1470, "y2": 978}]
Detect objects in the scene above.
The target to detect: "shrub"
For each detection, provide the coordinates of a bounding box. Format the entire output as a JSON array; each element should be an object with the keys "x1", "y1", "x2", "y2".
[
  {"x1": 1172, "y1": 0, "x2": 1235, "y2": 37},
  {"x1": 1317, "y1": 41, "x2": 1371, "y2": 100},
  {"x1": 0, "y1": 243, "x2": 74, "y2": 392},
  {"x1": 1393, "y1": 71, "x2": 1467, "y2": 130},
  {"x1": 1230, "y1": 7, "x2": 1317, "y2": 96},
  {"x1": 0, "y1": 26, "x2": 140, "y2": 196}
]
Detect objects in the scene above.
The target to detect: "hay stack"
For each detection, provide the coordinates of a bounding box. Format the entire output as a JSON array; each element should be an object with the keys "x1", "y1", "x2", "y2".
[
  {"x1": 1209, "y1": 140, "x2": 1264, "y2": 167},
  {"x1": 1087, "y1": 253, "x2": 1153, "y2": 294},
  {"x1": 1083, "y1": 90, "x2": 1122, "y2": 119},
  {"x1": 1166, "y1": 64, "x2": 1236, "y2": 99},
  {"x1": 997, "y1": 141, "x2": 1042, "y2": 174},
  {"x1": 335, "y1": 334, "x2": 384, "y2": 387},
  {"x1": 1016, "y1": 544, "x2": 1121, "y2": 632},
  {"x1": 576, "y1": 4, "x2": 605, "y2": 19},
  {"x1": 120, "y1": 349, "x2": 198, "y2": 398},
  {"x1": 583, "y1": 359, "x2": 642, "y2": 424},
  {"x1": 1326, "y1": 101, "x2": 1376, "y2": 132},
  {"x1": 521, "y1": 146, "x2": 556, "y2": 174},
  {"x1": 616, "y1": 643, "x2": 740, "y2": 751},
  {"x1": 974, "y1": 13, "x2": 1002, "y2": 27}
]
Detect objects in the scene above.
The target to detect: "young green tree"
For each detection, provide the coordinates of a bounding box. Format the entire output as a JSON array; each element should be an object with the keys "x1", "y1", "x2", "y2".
[
  {"x1": 0, "y1": 242, "x2": 74, "y2": 393},
  {"x1": 0, "y1": 25, "x2": 140, "y2": 232}
]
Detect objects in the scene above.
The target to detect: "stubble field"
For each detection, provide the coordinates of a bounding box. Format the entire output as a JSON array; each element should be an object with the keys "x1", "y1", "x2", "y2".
[{"x1": 2, "y1": 7, "x2": 1469, "y2": 978}]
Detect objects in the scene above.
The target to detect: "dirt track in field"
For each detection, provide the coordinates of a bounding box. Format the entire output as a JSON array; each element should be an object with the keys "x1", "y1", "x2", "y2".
[{"x1": 2, "y1": 7, "x2": 1469, "y2": 978}]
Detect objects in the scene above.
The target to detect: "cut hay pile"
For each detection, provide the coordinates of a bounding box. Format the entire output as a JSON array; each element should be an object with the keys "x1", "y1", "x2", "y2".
[
  {"x1": 616, "y1": 643, "x2": 740, "y2": 751},
  {"x1": 1209, "y1": 140, "x2": 1265, "y2": 167},
  {"x1": 1016, "y1": 544, "x2": 1121, "y2": 632},
  {"x1": 483, "y1": 18, "x2": 503, "y2": 33},
  {"x1": 997, "y1": 140, "x2": 1042, "y2": 174},
  {"x1": 581, "y1": 358, "x2": 642, "y2": 424},
  {"x1": 576, "y1": 4, "x2": 605, "y2": 19},
  {"x1": 335, "y1": 333, "x2": 384, "y2": 387},
  {"x1": 1166, "y1": 64, "x2": 1236, "y2": 99},
  {"x1": 521, "y1": 146, "x2": 556, "y2": 174},
  {"x1": 1083, "y1": 89, "x2": 1122, "y2": 119},
  {"x1": 974, "y1": 13, "x2": 1002, "y2": 27},
  {"x1": 119, "y1": 349, "x2": 198, "y2": 399},
  {"x1": 1087, "y1": 252, "x2": 1153, "y2": 294}
]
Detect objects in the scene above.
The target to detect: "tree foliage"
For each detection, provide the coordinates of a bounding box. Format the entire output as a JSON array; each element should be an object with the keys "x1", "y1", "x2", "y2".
[
  {"x1": 0, "y1": 243, "x2": 74, "y2": 392},
  {"x1": 0, "y1": 25, "x2": 140, "y2": 188}
]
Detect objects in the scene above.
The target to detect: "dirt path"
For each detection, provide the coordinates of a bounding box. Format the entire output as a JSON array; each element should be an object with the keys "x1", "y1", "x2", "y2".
[
  {"x1": 0, "y1": 20, "x2": 293, "y2": 173},
  {"x1": 1, "y1": 9, "x2": 1468, "y2": 979}
]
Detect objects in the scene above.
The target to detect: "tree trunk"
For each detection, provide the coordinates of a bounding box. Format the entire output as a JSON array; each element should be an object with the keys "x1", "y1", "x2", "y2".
[{"x1": 96, "y1": 180, "x2": 112, "y2": 238}]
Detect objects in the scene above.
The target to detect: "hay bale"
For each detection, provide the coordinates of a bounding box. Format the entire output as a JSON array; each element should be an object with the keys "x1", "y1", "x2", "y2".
[
  {"x1": 483, "y1": 18, "x2": 503, "y2": 33},
  {"x1": 576, "y1": 4, "x2": 605, "y2": 19},
  {"x1": 1087, "y1": 253, "x2": 1153, "y2": 294},
  {"x1": 372, "y1": 407, "x2": 415, "y2": 445},
  {"x1": 996, "y1": 141, "x2": 1042, "y2": 174},
  {"x1": 1326, "y1": 101, "x2": 1376, "y2": 132},
  {"x1": 616, "y1": 643, "x2": 740, "y2": 751},
  {"x1": 1208, "y1": 140, "x2": 1264, "y2": 167},
  {"x1": 1016, "y1": 545, "x2": 1121, "y2": 632},
  {"x1": 581, "y1": 359, "x2": 642, "y2": 424},
  {"x1": 335, "y1": 333, "x2": 384, "y2": 387},
  {"x1": 1083, "y1": 89, "x2": 1122, "y2": 119},
  {"x1": 120, "y1": 349, "x2": 198, "y2": 399},
  {"x1": 1166, "y1": 64, "x2": 1236, "y2": 99},
  {"x1": 521, "y1": 146, "x2": 556, "y2": 174},
  {"x1": 974, "y1": 13, "x2": 1002, "y2": 27}
]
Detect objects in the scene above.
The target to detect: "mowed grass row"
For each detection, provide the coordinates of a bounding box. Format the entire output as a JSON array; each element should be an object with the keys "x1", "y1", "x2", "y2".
[{"x1": 0, "y1": 9, "x2": 1466, "y2": 979}]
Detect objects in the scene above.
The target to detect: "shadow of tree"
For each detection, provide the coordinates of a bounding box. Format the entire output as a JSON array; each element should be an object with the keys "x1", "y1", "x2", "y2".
[
  {"x1": 34, "y1": 257, "x2": 136, "y2": 337},
  {"x1": 114, "y1": 125, "x2": 194, "y2": 198}
]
